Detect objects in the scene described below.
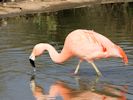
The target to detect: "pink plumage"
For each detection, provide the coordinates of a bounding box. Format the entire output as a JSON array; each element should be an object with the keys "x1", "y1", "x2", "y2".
[{"x1": 29, "y1": 29, "x2": 128, "y2": 76}]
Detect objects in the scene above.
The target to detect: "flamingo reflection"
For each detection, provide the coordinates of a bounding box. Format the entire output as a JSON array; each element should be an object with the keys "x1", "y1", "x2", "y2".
[{"x1": 30, "y1": 75, "x2": 127, "y2": 100}]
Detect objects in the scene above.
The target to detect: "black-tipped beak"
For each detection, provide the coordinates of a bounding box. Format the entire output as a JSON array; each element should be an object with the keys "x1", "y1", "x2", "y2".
[{"x1": 29, "y1": 58, "x2": 36, "y2": 68}]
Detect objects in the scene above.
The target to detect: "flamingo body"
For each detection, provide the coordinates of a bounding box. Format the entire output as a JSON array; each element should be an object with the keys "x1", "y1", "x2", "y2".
[
  {"x1": 29, "y1": 29, "x2": 128, "y2": 76},
  {"x1": 64, "y1": 30, "x2": 127, "y2": 62}
]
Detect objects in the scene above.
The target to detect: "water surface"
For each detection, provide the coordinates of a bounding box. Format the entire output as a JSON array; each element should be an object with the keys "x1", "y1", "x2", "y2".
[{"x1": 0, "y1": 3, "x2": 133, "y2": 100}]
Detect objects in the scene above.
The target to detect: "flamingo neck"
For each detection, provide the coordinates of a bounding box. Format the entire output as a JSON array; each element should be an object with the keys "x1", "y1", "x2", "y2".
[{"x1": 41, "y1": 43, "x2": 69, "y2": 63}]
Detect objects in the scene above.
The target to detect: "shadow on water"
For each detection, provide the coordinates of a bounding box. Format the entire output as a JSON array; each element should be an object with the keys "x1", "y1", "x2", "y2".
[{"x1": 0, "y1": 2, "x2": 133, "y2": 100}]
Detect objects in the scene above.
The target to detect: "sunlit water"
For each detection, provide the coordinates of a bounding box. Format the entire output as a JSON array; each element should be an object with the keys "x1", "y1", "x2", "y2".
[{"x1": 0, "y1": 3, "x2": 133, "y2": 100}]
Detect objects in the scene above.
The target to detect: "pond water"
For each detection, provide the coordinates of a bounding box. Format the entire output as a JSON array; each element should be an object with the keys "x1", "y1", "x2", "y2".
[{"x1": 0, "y1": 3, "x2": 133, "y2": 100}]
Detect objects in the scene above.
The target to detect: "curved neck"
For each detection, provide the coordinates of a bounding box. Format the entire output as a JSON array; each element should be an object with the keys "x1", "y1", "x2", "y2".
[{"x1": 41, "y1": 43, "x2": 71, "y2": 63}]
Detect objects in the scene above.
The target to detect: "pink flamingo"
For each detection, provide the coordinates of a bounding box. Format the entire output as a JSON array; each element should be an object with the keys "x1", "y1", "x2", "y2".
[{"x1": 29, "y1": 29, "x2": 128, "y2": 76}]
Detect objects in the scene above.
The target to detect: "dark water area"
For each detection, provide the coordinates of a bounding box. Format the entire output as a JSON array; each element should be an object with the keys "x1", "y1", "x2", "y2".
[{"x1": 0, "y1": 3, "x2": 133, "y2": 100}]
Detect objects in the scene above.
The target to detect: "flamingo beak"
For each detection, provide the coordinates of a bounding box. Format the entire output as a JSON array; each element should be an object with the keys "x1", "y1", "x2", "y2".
[{"x1": 29, "y1": 58, "x2": 36, "y2": 72}]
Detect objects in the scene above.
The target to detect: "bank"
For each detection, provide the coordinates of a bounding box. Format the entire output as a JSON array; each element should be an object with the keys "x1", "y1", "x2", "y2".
[{"x1": 0, "y1": 0, "x2": 133, "y2": 18}]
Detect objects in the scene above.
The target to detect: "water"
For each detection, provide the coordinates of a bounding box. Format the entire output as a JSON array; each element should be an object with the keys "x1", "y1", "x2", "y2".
[{"x1": 0, "y1": 3, "x2": 133, "y2": 100}]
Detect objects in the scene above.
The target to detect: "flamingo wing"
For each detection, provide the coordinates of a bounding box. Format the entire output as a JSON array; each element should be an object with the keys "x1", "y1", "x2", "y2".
[{"x1": 65, "y1": 29, "x2": 128, "y2": 64}]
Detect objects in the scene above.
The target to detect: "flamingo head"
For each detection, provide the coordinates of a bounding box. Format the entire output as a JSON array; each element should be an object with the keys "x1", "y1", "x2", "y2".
[{"x1": 29, "y1": 43, "x2": 46, "y2": 71}]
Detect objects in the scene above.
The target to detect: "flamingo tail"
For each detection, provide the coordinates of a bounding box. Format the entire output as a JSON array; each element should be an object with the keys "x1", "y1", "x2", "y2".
[{"x1": 117, "y1": 46, "x2": 128, "y2": 64}]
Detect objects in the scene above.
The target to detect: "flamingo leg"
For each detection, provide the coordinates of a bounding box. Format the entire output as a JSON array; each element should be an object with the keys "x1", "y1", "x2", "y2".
[
  {"x1": 90, "y1": 62, "x2": 102, "y2": 76},
  {"x1": 74, "y1": 60, "x2": 82, "y2": 74}
]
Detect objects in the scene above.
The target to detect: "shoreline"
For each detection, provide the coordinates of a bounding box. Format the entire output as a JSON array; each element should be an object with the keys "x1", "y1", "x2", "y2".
[{"x1": 0, "y1": 0, "x2": 132, "y2": 18}]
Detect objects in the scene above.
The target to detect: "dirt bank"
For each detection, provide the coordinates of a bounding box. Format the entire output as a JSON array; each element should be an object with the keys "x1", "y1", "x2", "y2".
[
  {"x1": 0, "y1": 0, "x2": 132, "y2": 18},
  {"x1": 0, "y1": 0, "x2": 100, "y2": 18}
]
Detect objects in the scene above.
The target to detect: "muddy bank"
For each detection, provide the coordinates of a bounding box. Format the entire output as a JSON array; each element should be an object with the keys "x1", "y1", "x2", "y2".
[
  {"x1": 0, "y1": 0, "x2": 132, "y2": 18},
  {"x1": 0, "y1": 0, "x2": 99, "y2": 18}
]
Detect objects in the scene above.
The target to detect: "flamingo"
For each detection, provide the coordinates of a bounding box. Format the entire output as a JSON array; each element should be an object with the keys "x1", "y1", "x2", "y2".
[{"x1": 29, "y1": 29, "x2": 128, "y2": 76}]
